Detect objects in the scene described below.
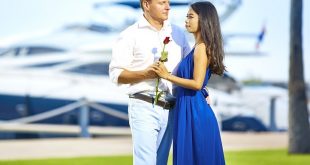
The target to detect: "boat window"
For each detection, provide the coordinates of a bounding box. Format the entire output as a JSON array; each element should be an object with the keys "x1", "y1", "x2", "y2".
[
  {"x1": 0, "y1": 47, "x2": 66, "y2": 57},
  {"x1": 88, "y1": 24, "x2": 111, "y2": 33},
  {"x1": 0, "y1": 48, "x2": 20, "y2": 57},
  {"x1": 63, "y1": 24, "x2": 111, "y2": 33},
  {"x1": 27, "y1": 47, "x2": 66, "y2": 55},
  {"x1": 24, "y1": 61, "x2": 71, "y2": 68},
  {"x1": 65, "y1": 62, "x2": 109, "y2": 75}
]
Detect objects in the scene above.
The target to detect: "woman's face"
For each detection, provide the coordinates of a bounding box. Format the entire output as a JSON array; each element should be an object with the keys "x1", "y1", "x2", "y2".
[{"x1": 185, "y1": 7, "x2": 199, "y2": 33}]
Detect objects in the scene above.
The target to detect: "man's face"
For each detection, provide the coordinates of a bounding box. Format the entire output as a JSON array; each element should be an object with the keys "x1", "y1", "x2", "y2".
[{"x1": 144, "y1": 0, "x2": 170, "y2": 22}]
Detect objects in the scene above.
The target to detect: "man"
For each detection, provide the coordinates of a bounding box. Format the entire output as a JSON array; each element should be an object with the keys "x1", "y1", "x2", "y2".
[{"x1": 109, "y1": 0, "x2": 190, "y2": 164}]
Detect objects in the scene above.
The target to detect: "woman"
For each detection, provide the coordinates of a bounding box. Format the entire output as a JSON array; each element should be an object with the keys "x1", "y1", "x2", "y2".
[{"x1": 153, "y1": 1, "x2": 226, "y2": 164}]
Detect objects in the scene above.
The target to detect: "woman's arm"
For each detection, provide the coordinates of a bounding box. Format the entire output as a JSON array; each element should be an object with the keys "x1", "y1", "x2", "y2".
[{"x1": 154, "y1": 43, "x2": 208, "y2": 91}]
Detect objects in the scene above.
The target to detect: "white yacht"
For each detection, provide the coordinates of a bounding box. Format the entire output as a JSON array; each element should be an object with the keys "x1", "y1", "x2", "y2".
[{"x1": 0, "y1": 53, "x2": 268, "y2": 133}]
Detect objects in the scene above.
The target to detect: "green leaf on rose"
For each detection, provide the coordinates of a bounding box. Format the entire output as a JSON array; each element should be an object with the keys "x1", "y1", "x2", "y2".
[{"x1": 160, "y1": 51, "x2": 168, "y2": 62}]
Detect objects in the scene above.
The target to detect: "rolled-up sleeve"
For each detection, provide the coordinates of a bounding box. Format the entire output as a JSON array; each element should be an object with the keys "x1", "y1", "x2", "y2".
[{"x1": 109, "y1": 32, "x2": 134, "y2": 84}]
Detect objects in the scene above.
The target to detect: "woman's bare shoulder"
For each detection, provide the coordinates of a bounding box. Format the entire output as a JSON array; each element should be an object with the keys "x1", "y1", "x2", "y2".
[{"x1": 194, "y1": 43, "x2": 207, "y2": 57}]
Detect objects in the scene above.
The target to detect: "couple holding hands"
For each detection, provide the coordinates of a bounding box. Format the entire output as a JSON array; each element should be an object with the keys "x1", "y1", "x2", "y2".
[{"x1": 109, "y1": 0, "x2": 225, "y2": 164}]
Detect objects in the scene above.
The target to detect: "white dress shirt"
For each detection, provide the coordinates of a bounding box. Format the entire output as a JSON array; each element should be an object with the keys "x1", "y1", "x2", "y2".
[{"x1": 109, "y1": 16, "x2": 191, "y2": 95}]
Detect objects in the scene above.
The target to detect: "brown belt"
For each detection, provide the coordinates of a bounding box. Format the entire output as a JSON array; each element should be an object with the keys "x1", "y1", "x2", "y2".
[{"x1": 129, "y1": 93, "x2": 175, "y2": 109}]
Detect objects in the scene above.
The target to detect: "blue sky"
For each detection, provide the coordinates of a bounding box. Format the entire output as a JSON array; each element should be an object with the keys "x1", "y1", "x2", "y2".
[
  {"x1": 1, "y1": 0, "x2": 308, "y2": 39},
  {"x1": 0, "y1": 0, "x2": 99, "y2": 39}
]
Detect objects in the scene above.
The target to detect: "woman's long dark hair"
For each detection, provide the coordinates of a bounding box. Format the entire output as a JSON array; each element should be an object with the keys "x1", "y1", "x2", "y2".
[{"x1": 191, "y1": 1, "x2": 225, "y2": 75}]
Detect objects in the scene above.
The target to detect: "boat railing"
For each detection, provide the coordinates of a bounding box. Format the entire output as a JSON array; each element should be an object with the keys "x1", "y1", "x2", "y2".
[{"x1": 0, "y1": 98, "x2": 129, "y2": 138}]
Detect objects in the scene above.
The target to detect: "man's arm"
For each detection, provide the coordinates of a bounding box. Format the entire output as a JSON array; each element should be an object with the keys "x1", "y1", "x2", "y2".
[
  {"x1": 110, "y1": 29, "x2": 159, "y2": 85},
  {"x1": 118, "y1": 64, "x2": 158, "y2": 84}
]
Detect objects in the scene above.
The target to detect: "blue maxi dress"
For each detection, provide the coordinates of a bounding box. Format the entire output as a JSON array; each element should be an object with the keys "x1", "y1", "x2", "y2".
[{"x1": 173, "y1": 48, "x2": 225, "y2": 165}]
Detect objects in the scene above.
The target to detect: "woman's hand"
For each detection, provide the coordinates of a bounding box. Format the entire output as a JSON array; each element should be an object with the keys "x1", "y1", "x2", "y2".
[{"x1": 153, "y1": 61, "x2": 170, "y2": 80}]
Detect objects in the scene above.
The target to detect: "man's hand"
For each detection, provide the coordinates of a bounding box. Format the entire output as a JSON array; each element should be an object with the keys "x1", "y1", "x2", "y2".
[{"x1": 144, "y1": 64, "x2": 159, "y2": 79}]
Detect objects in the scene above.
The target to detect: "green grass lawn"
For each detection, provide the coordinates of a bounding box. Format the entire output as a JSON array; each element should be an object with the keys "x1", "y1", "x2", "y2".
[
  {"x1": 226, "y1": 149, "x2": 310, "y2": 165},
  {"x1": 1, "y1": 149, "x2": 310, "y2": 165}
]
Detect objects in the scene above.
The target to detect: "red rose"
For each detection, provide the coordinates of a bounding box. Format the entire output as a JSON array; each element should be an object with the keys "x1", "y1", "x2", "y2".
[{"x1": 163, "y1": 37, "x2": 170, "y2": 44}]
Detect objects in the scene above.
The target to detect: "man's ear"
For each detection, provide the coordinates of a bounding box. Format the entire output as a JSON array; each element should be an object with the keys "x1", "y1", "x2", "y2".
[{"x1": 143, "y1": 0, "x2": 150, "y2": 11}]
